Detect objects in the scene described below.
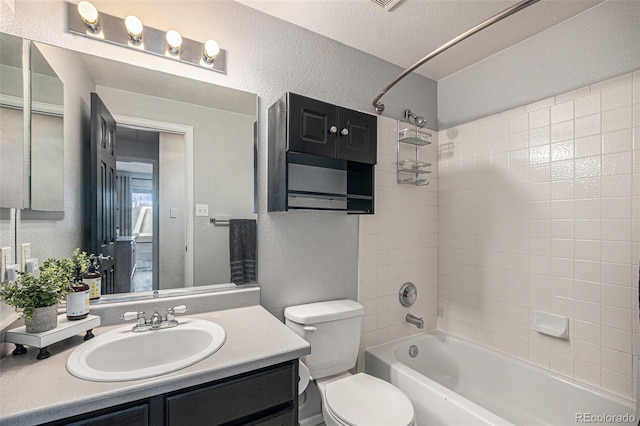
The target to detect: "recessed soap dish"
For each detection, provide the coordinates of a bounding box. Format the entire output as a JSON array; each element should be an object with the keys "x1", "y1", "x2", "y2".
[{"x1": 532, "y1": 310, "x2": 569, "y2": 339}]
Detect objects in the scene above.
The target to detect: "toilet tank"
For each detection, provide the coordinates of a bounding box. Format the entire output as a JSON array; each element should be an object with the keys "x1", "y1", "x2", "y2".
[{"x1": 284, "y1": 299, "x2": 364, "y2": 380}]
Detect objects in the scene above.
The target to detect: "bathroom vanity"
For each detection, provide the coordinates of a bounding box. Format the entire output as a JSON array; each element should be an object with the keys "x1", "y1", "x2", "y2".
[
  {"x1": 46, "y1": 361, "x2": 297, "y2": 425},
  {"x1": 0, "y1": 305, "x2": 310, "y2": 425}
]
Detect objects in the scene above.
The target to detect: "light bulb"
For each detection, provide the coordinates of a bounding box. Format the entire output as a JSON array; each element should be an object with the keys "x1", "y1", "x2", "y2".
[
  {"x1": 77, "y1": 1, "x2": 99, "y2": 31},
  {"x1": 125, "y1": 15, "x2": 143, "y2": 42},
  {"x1": 203, "y1": 40, "x2": 220, "y2": 63},
  {"x1": 166, "y1": 30, "x2": 182, "y2": 54}
]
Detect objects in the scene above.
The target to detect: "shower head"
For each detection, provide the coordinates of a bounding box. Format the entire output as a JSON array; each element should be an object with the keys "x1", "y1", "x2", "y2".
[{"x1": 404, "y1": 109, "x2": 427, "y2": 128}]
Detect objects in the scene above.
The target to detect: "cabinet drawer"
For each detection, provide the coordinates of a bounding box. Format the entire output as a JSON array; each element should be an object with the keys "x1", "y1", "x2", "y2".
[
  {"x1": 63, "y1": 404, "x2": 149, "y2": 426},
  {"x1": 166, "y1": 362, "x2": 296, "y2": 426},
  {"x1": 249, "y1": 407, "x2": 296, "y2": 425}
]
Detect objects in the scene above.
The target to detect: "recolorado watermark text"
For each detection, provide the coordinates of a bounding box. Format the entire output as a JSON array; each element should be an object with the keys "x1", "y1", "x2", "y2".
[{"x1": 575, "y1": 413, "x2": 636, "y2": 424}]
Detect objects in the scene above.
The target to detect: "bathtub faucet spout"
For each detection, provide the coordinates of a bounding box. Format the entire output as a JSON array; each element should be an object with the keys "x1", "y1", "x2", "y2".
[{"x1": 405, "y1": 313, "x2": 424, "y2": 329}]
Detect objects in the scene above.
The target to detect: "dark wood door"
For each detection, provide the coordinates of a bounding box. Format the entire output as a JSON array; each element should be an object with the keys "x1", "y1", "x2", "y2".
[
  {"x1": 337, "y1": 107, "x2": 377, "y2": 164},
  {"x1": 287, "y1": 93, "x2": 338, "y2": 158},
  {"x1": 89, "y1": 93, "x2": 117, "y2": 294}
]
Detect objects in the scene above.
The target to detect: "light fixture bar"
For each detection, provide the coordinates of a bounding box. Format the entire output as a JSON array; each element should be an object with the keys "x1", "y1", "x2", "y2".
[{"x1": 65, "y1": 2, "x2": 226, "y2": 74}]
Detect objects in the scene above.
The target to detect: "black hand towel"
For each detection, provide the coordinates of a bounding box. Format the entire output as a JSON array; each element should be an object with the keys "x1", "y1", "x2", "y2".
[{"x1": 229, "y1": 219, "x2": 257, "y2": 285}]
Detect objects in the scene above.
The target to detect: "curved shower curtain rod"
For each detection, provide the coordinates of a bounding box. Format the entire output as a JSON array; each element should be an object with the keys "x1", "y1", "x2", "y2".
[{"x1": 372, "y1": 0, "x2": 540, "y2": 115}]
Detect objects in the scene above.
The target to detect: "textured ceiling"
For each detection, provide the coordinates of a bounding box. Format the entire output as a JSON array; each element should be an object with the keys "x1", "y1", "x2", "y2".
[{"x1": 236, "y1": 0, "x2": 603, "y2": 81}]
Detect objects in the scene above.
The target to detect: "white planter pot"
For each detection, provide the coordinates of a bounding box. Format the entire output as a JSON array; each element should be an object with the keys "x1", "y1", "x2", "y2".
[{"x1": 25, "y1": 304, "x2": 58, "y2": 333}]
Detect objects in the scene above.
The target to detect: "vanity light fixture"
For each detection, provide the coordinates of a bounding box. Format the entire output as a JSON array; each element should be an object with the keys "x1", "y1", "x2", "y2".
[
  {"x1": 166, "y1": 30, "x2": 183, "y2": 55},
  {"x1": 125, "y1": 15, "x2": 143, "y2": 44},
  {"x1": 65, "y1": 1, "x2": 227, "y2": 74},
  {"x1": 77, "y1": 1, "x2": 99, "y2": 32},
  {"x1": 203, "y1": 40, "x2": 220, "y2": 63}
]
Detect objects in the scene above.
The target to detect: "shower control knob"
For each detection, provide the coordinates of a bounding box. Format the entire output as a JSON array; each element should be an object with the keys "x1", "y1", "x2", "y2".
[
  {"x1": 399, "y1": 282, "x2": 417, "y2": 307},
  {"x1": 340, "y1": 128, "x2": 349, "y2": 136},
  {"x1": 329, "y1": 125, "x2": 338, "y2": 134}
]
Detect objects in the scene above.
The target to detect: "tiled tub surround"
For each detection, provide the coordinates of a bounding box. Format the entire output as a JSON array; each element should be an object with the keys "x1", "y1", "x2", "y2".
[
  {"x1": 437, "y1": 71, "x2": 640, "y2": 400},
  {"x1": 358, "y1": 116, "x2": 439, "y2": 357}
]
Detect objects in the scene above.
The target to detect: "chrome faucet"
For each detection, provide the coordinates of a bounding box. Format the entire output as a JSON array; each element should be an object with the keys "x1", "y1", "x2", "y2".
[
  {"x1": 405, "y1": 313, "x2": 424, "y2": 329},
  {"x1": 121, "y1": 305, "x2": 189, "y2": 332},
  {"x1": 151, "y1": 309, "x2": 163, "y2": 329}
]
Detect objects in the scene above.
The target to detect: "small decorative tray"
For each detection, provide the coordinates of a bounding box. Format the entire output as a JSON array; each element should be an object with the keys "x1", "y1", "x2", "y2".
[{"x1": 4, "y1": 314, "x2": 100, "y2": 360}]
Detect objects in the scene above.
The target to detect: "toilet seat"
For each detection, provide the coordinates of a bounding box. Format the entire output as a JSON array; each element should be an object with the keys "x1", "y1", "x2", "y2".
[{"x1": 323, "y1": 373, "x2": 415, "y2": 426}]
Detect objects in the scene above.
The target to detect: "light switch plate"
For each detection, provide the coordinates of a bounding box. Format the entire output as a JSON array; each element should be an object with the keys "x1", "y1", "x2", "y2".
[
  {"x1": 170, "y1": 208, "x2": 178, "y2": 218},
  {"x1": 195, "y1": 204, "x2": 209, "y2": 217},
  {"x1": 20, "y1": 243, "x2": 31, "y2": 272}
]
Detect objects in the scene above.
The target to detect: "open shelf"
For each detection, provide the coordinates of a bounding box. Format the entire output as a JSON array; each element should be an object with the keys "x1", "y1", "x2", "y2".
[
  {"x1": 398, "y1": 127, "x2": 432, "y2": 146},
  {"x1": 397, "y1": 122, "x2": 432, "y2": 186},
  {"x1": 398, "y1": 159, "x2": 432, "y2": 174}
]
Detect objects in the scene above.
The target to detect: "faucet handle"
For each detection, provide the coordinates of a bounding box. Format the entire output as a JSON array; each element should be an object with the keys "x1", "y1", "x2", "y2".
[
  {"x1": 166, "y1": 305, "x2": 187, "y2": 324},
  {"x1": 172, "y1": 305, "x2": 188, "y2": 314},
  {"x1": 122, "y1": 311, "x2": 144, "y2": 321}
]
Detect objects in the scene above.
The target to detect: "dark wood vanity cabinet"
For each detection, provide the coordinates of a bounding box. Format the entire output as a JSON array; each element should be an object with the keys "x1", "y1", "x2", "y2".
[
  {"x1": 47, "y1": 361, "x2": 298, "y2": 426},
  {"x1": 268, "y1": 93, "x2": 377, "y2": 214}
]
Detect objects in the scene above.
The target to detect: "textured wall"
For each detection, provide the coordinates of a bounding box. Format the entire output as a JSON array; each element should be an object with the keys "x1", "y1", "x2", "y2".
[
  {"x1": 438, "y1": 71, "x2": 640, "y2": 400},
  {"x1": 438, "y1": 0, "x2": 640, "y2": 129},
  {"x1": 0, "y1": 0, "x2": 437, "y2": 321},
  {"x1": 357, "y1": 116, "x2": 439, "y2": 365}
]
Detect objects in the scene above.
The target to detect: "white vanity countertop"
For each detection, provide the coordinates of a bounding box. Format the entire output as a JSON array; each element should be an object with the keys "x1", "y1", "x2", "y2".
[{"x1": 0, "y1": 305, "x2": 310, "y2": 425}]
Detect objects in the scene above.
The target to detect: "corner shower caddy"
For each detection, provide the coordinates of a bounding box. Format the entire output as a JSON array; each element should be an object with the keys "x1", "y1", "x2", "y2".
[{"x1": 397, "y1": 121, "x2": 432, "y2": 186}]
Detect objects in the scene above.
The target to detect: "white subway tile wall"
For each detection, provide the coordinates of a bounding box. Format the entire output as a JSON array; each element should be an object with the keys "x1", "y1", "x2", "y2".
[
  {"x1": 438, "y1": 70, "x2": 640, "y2": 400},
  {"x1": 358, "y1": 116, "x2": 439, "y2": 362}
]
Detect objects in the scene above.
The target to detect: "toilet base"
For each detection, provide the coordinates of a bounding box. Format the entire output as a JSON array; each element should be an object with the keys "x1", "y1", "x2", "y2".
[{"x1": 299, "y1": 413, "x2": 324, "y2": 426}]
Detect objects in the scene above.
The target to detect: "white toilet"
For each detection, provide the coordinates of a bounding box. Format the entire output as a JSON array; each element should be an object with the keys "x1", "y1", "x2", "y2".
[{"x1": 285, "y1": 299, "x2": 416, "y2": 426}]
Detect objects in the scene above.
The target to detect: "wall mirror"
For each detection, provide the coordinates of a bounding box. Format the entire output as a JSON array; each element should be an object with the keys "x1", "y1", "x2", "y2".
[
  {"x1": 2, "y1": 32, "x2": 258, "y2": 301},
  {"x1": 30, "y1": 42, "x2": 64, "y2": 211},
  {"x1": 0, "y1": 33, "x2": 64, "y2": 211},
  {"x1": 0, "y1": 32, "x2": 27, "y2": 209}
]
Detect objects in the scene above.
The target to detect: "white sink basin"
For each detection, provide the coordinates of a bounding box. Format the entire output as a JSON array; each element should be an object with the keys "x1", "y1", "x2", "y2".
[{"x1": 67, "y1": 318, "x2": 225, "y2": 382}]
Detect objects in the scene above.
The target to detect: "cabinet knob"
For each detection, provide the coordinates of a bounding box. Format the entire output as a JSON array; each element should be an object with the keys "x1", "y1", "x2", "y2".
[
  {"x1": 329, "y1": 125, "x2": 338, "y2": 134},
  {"x1": 340, "y1": 128, "x2": 349, "y2": 136}
]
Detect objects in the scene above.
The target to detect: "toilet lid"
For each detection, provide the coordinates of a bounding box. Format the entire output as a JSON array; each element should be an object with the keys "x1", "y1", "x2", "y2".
[{"x1": 325, "y1": 373, "x2": 414, "y2": 426}]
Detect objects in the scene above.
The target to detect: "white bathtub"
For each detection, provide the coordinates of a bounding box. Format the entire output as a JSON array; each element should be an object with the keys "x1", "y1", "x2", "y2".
[{"x1": 364, "y1": 331, "x2": 636, "y2": 425}]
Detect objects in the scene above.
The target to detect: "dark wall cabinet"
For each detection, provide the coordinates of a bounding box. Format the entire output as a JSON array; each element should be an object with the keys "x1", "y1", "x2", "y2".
[
  {"x1": 269, "y1": 93, "x2": 377, "y2": 214},
  {"x1": 46, "y1": 361, "x2": 298, "y2": 426},
  {"x1": 287, "y1": 93, "x2": 377, "y2": 164}
]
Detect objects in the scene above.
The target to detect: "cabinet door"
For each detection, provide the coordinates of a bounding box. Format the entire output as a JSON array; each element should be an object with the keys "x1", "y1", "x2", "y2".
[
  {"x1": 337, "y1": 107, "x2": 377, "y2": 165},
  {"x1": 288, "y1": 93, "x2": 338, "y2": 158}
]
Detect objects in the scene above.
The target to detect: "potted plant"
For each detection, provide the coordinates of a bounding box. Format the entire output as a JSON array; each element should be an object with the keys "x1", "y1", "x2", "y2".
[
  {"x1": 0, "y1": 256, "x2": 76, "y2": 333},
  {"x1": 71, "y1": 248, "x2": 92, "y2": 276}
]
